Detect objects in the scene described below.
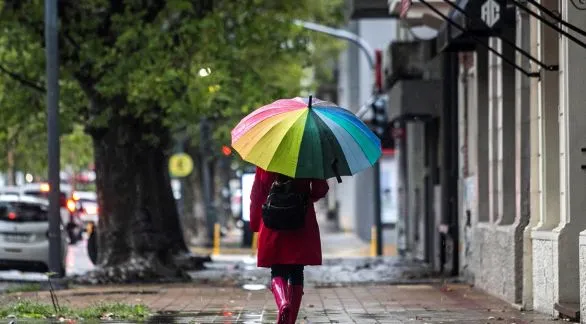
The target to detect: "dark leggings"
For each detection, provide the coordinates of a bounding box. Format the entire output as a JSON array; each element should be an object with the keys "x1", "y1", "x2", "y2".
[{"x1": 271, "y1": 264, "x2": 304, "y2": 285}]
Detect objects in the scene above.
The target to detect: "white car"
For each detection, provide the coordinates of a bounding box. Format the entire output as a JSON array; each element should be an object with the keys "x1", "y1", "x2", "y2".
[
  {"x1": 2, "y1": 183, "x2": 84, "y2": 244},
  {"x1": 72, "y1": 191, "x2": 98, "y2": 226},
  {"x1": 0, "y1": 195, "x2": 68, "y2": 275},
  {"x1": 0, "y1": 186, "x2": 20, "y2": 199}
]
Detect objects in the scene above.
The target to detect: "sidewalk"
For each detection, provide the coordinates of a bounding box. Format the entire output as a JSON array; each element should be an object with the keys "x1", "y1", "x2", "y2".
[
  {"x1": 188, "y1": 257, "x2": 437, "y2": 288},
  {"x1": 191, "y1": 230, "x2": 397, "y2": 259},
  {"x1": 11, "y1": 283, "x2": 558, "y2": 323},
  {"x1": 191, "y1": 210, "x2": 397, "y2": 259}
]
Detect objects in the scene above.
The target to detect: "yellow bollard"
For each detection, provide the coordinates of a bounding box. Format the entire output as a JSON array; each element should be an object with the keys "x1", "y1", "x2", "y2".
[
  {"x1": 213, "y1": 223, "x2": 221, "y2": 256},
  {"x1": 370, "y1": 226, "x2": 377, "y2": 257},
  {"x1": 251, "y1": 232, "x2": 259, "y2": 256}
]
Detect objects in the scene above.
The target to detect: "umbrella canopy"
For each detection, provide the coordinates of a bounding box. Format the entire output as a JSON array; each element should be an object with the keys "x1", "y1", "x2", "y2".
[{"x1": 231, "y1": 96, "x2": 381, "y2": 182}]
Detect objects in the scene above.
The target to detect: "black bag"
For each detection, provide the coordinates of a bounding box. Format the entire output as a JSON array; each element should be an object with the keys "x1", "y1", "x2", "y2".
[{"x1": 261, "y1": 175, "x2": 308, "y2": 231}]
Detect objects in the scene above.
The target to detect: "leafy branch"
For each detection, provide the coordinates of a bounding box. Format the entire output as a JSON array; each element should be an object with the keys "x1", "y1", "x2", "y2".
[{"x1": 0, "y1": 63, "x2": 45, "y2": 92}]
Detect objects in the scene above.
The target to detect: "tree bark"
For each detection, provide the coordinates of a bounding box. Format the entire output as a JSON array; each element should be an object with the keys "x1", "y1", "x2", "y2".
[
  {"x1": 6, "y1": 149, "x2": 15, "y2": 186},
  {"x1": 191, "y1": 148, "x2": 211, "y2": 245},
  {"x1": 79, "y1": 101, "x2": 207, "y2": 283}
]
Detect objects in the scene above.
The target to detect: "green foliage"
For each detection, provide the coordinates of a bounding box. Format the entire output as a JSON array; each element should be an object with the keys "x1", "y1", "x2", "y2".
[
  {"x1": 61, "y1": 125, "x2": 94, "y2": 173},
  {"x1": 0, "y1": 300, "x2": 150, "y2": 321},
  {"x1": 0, "y1": 0, "x2": 345, "y2": 142},
  {"x1": 0, "y1": 300, "x2": 54, "y2": 319},
  {"x1": 4, "y1": 283, "x2": 42, "y2": 294},
  {"x1": 0, "y1": 0, "x2": 346, "y2": 188},
  {"x1": 76, "y1": 303, "x2": 150, "y2": 320}
]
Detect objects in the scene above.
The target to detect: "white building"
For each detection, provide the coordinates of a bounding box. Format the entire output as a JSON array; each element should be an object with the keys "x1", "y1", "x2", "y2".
[
  {"x1": 391, "y1": 0, "x2": 586, "y2": 321},
  {"x1": 333, "y1": 10, "x2": 397, "y2": 241}
]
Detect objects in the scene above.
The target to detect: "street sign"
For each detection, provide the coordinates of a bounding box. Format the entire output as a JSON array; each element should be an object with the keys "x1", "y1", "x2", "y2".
[{"x1": 169, "y1": 153, "x2": 194, "y2": 178}]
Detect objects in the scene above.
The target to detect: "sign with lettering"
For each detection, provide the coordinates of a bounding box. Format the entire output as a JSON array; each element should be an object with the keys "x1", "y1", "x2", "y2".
[{"x1": 481, "y1": 0, "x2": 501, "y2": 28}]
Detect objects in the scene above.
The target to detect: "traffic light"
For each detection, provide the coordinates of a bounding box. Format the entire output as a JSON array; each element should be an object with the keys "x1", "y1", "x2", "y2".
[
  {"x1": 222, "y1": 145, "x2": 232, "y2": 156},
  {"x1": 371, "y1": 95, "x2": 388, "y2": 138}
]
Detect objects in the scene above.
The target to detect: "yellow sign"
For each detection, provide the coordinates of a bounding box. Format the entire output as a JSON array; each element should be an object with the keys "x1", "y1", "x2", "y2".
[{"x1": 169, "y1": 153, "x2": 194, "y2": 178}]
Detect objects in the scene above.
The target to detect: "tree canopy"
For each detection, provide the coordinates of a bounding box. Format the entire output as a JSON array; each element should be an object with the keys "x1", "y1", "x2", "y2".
[{"x1": 0, "y1": 0, "x2": 345, "y2": 281}]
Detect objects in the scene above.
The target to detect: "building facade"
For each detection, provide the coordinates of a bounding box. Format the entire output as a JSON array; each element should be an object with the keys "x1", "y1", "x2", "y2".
[
  {"x1": 388, "y1": 0, "x2": 586, "y2": 321},
  {"x1": 333, "y1": 15, "x2": 397, "y2": 241}
]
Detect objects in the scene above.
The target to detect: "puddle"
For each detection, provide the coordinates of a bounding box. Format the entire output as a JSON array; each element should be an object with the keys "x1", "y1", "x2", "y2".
[
  {"x1": 66, "y1": 289, "x2": 159, "y2": 297},
  {"x1": 144, "y1": 310, "x2": 269, "y2": 323},
  {"x1": 242, "y1": 284, "x2": 266, "y2": 291}
]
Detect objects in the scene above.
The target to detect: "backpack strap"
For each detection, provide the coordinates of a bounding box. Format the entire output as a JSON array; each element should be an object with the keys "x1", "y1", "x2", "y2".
[{"x1": 276, "y1": 173, "x2": 292, "y2": 183}]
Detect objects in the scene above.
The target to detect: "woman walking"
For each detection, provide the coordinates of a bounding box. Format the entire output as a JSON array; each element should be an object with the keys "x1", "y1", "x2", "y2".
[{"x1": 250, "y1": 167, "x2": 329, "y2": 324}]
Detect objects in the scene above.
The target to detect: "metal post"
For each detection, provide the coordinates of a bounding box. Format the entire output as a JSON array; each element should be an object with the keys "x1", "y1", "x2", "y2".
[
  {"x1": 200, "y1": 118, "x2": 215, "y2": 246},
  {"x1": 45, "y1": 0, "x2": 63, "y2": 276},
  {"x1": 294, "y1": 20, "x2": 376, "y2": 69},
  {"x1": 373, "y1": 160, "x2": 383, "y2": 256},
  {"x1": 440, "y1": 51, "x2": 459, "y2": 275},
  {"x1": 173, "y1": 131, "x2": 188, "y2": 220}
]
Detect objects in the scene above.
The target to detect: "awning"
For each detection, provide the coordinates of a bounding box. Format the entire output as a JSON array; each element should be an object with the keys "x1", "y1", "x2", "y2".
[
  {"x1": 420, "y1": 0, "x2": 553, "y2": 77},
  {"x1": 349, "y1": 0, "x2": 393, "y2": 19},
  {"x1": 436, "y1": 0, "x2": 515, "y2": 53}
]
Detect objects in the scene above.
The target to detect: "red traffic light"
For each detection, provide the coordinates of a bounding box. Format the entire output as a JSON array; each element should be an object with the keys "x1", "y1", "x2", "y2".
[{"x1": 222, "y1": 145, "x2": 232, "y2": 156}]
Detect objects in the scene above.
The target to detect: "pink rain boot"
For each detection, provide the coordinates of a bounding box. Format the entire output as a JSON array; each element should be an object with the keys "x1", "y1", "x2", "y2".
[
  {"x1": 271, "y1": 277, "x2": 290, "y2": 323},
  {"x1": 288, "y1": 284, "x2": 304, "y2": 324}
]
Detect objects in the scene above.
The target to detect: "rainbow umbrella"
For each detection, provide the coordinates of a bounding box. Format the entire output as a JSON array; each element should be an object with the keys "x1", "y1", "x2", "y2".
[{"x1": 231, "y1": 96, "x2": 381, "y2": 182}]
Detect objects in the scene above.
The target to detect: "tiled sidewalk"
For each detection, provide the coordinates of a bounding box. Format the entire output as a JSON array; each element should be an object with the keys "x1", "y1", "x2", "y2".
[{"x1": 11, "y1": 283, "x2": 559, "y2": 323}]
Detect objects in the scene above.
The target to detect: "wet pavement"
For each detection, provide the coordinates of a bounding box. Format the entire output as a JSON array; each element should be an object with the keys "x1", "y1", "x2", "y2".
[
  {"x1": 189, "y1": 256, "x2": 444, "y2": 288},
  {"x1": 0, "y1": 230, "x2": 566, "y2": 323},
  {"x1": 6, "y1": 283, "x2": 561, "y2": 323}
]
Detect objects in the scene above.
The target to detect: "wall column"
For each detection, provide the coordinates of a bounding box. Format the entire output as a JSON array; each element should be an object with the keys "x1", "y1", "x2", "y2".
[
  {"x1": 530, "y1": 0, "x2": 563, "y2": 315},
  {"x1": 556, "y1": 0, "x2": 586, "y2": 314}
]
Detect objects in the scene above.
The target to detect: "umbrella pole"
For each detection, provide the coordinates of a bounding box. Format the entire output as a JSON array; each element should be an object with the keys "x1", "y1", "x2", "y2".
[{"x1": 331, "y1": 159, "x2": 342, "y2": 184}]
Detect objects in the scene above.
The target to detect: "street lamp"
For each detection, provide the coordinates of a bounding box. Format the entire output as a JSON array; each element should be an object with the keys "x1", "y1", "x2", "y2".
[
  {"x1": 198, "y1": 67, "x2": 212, "y2": 77},
  {"x1": 293, "y1": 20, "x2": 375, "y2": 69}
]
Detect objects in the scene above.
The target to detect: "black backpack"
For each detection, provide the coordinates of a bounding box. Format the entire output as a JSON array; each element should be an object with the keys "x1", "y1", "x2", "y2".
[{"x1": 261, "y1": 175, "x2": 308, "y2": 231}]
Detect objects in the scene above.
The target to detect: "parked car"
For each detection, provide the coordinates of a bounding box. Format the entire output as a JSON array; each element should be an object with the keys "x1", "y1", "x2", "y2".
[
  {"x1": 71, "y1": 191, "x2": 98, "y2": 229},
  {"x1": 4, "y1": 183, "x2": 84, "y2": 244},
  {"x1": 0, "y1": 194, "x2": 68, "y2": 275},
  {"x1": 0, "y1": 186, "x2": 20, "y2": 198}
]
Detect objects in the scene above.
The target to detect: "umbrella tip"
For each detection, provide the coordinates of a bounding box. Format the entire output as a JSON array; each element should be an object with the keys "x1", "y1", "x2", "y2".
[{"x1": 308, "y1": 95, "x2": 313, "y2": 109}]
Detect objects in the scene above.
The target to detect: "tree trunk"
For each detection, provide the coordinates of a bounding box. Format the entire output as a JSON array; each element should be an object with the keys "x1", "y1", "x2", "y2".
[
  {"x1": 181, "y1": 163, "x2": 197, "y2": 243},
  {"x1": 185, "y1": 144, "x2": 209, "y2": 246},
  {"x1": 80, "y1": 102, "x2": 207, "y2": 283},
  {"x1": 6, "y1": 149, "x2": 15, "y2": 186},
  {"x1": 213, "y1": 158, "x2": 231, "y2": 229}
]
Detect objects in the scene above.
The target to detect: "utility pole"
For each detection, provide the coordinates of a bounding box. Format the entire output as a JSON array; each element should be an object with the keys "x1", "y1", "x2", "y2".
[
  {"x1": 371, "y1": 50, "x2": 386, "y2": 256},
  {"x1": 45, "y1": 0, "x2": 63, "y2": 276},
  {"x1": 200, "y1": 117, "x2": 216, "y2": 247}
]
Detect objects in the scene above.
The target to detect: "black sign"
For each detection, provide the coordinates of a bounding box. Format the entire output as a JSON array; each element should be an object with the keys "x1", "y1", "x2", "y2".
[{"x1": 436, "y1": 0, "x2": 515, "y2": 53}]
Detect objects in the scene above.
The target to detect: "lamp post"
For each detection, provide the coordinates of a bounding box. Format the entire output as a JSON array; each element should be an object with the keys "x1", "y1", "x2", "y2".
[
  {"x1": 45, "y1": 0, "x2": 63, "y2": 276},
  {"x1": 296, "y1": 20, "x2": 384, "y2": 256}
]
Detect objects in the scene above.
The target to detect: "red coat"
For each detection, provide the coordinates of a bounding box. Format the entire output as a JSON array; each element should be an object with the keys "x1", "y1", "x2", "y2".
[{"x1": 250, "y1": 167, "x2": 329, "y2": 267}]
